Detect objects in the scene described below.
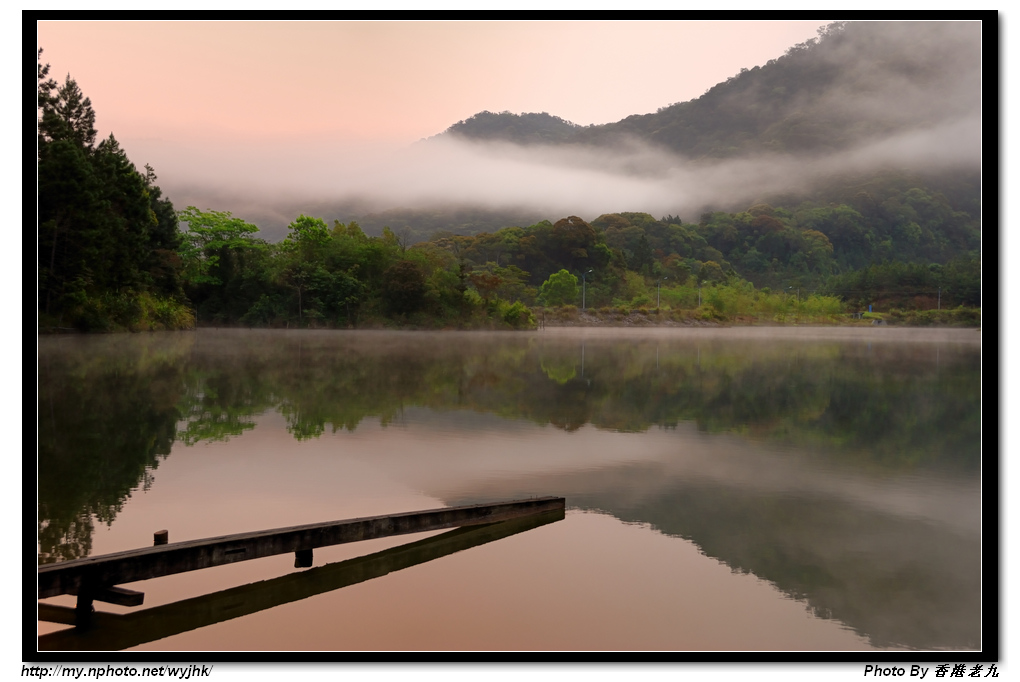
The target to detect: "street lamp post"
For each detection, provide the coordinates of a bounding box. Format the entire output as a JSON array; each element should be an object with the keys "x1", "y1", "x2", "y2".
[
  {"x1": 699, "y1": 280, "x2": 706, "y2": 307},
  {"x1": 657, "y1": 277, "x2": 668, "y2": 309},
  {"x1": 582, "y1": 269, "x2": 593, "y2": 310}
]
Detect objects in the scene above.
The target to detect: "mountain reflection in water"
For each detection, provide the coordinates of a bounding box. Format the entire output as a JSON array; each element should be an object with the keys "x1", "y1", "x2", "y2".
[{"x1": 37, "y1": 328, "x2": 982, "y2": 651}]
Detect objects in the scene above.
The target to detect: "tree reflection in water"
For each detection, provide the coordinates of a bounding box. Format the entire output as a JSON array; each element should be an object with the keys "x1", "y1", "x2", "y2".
[{"x1": 37, "y1": 328, "x2": 982, "y2": 650}]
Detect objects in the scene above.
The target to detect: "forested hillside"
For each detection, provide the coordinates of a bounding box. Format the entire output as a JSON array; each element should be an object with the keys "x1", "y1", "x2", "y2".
[
  {"x1": 439, "y1": 20, "x2": 981, "y2": 242},
  {"x1": 37, "y1": 21, "x2": 982, "y2": 332},
  {"x1": 446, "y1": 22, "x2": 979, "y2": 159}
]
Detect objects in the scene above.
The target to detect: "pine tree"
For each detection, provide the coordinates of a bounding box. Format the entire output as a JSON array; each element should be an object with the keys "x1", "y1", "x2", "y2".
[{"x1": 38, "y1": 48, "x2": 186, "y2": 328}]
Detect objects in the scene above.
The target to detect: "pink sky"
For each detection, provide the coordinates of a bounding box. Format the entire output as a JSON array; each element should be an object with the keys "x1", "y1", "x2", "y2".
[
  {"x1": 37, "y1": 20, "x2": 836, "y2": 231},
  {"x1": 37, "y1": 20, "x2": 852, "y2": 232},
  {"x1": 38, "y1": 21, "x2": 829, "y2": 146}
]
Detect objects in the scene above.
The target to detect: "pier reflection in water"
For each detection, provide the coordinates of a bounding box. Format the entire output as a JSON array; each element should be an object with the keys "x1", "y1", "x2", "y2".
[{"x1": 37, "y1": 328, "x2": 983, "y2": 651}]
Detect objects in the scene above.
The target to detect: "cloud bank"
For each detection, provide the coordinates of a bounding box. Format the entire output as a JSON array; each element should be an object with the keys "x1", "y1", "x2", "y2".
[
  {"x1": 129, "y1": 21, "x2": 981, "y2": 239},
  {"x1": 140, "y1": 111, "x2": 979, "y2": 240}
]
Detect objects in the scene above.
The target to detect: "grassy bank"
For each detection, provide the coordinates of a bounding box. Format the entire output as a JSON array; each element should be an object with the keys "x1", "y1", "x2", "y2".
[
  {"x1": 884, "y1": 307, "x2": 981, "y2": 327},
  {"x1": 38, "y1": 292, "x2": 196, "y2": 333},
  {"x1": 536, "y1": 304, "x2": 981, "y2": 328},
  {"x1": 39, "y1": 297, "x2": 981, "y2": 333}
]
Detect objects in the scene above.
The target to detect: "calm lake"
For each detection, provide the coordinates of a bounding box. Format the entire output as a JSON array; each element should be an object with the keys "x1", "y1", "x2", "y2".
[{"x1": 36, "y1": 326, "x2": 983, "y2": 652}]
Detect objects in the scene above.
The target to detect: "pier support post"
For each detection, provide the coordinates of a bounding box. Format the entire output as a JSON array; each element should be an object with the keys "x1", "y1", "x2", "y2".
[
  {"x1": 74, "y1": 590, "x2": 94, "y2": 629},
  {"x1": 295, "y1": 548, "x2": 313, "y2": 568}
]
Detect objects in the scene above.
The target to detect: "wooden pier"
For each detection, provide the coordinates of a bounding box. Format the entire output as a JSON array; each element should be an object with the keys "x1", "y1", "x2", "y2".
[
  {"x1": 38, "y1": 497, "x2": 565, "y2": 618},
  {"x1": 39, "y1": 508, "x2": 564, "y2": 651}
]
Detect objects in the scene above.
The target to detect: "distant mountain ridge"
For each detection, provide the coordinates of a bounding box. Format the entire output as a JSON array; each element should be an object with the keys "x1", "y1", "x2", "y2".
[
  {"x1": 442, "y1": 21, "x2": 981, "y2": 160},
  {"x1": 445, "y1": 111, "x2": 581, "y2": 146},
  {"x1": 307, "y1": 21, "x2": 982, "y2": 245}
]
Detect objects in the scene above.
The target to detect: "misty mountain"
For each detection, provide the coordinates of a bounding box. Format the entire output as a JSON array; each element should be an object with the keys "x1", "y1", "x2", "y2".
[
  {"x1": 444, "y1": 21, "x2": 980, "y2": 160},
  {"x1": 328, "y1": 21, "x2": 982, "y2": 246},
  {"x1": 159, "y1": 20, "x2": 982, "y2": 254}
]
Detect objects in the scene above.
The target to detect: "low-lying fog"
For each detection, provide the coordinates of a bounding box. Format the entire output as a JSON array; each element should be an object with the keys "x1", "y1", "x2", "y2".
[
  {"x1": 136, "y1": 114, "x2": 979, "y2": 242},
  {"x1": 118, "y1": 20, "x2": 980, "y2": 241}
]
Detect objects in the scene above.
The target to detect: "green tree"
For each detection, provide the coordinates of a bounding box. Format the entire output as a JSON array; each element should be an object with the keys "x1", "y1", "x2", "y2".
[
  {"x1": 284, "y1": 214, "x2": 331, "y2": 252},
  {"x1": 276, "y1": 215, "x2": 334, "y2": 323},
  {"x1": 91, "y1": 134, "x2": 157, "y2": 292},
  {"x1": 382, "y1": 260, "x2": 428, "y2": 315},
  {"x1": 699, "y1": 260, "x2": 726, "y2": 283},
  {"x1": 538, "y1": 269, "x2": 579, "y2": 306},
  {"x1": 38, "y1": 136, "x2": 100, "y2": 315},
  {"x1": 38, "y1": 55, "x2": 188, "y2": 329},
  {"x1": 178, "y1": 207, "x2": 263, "y2": 287},
  {"x1": 142, "y1": 165, "x2": 184, "y2": 298},
  {"x1": 39, "y1": 73, "x2": 97, "y2": 151},
  {"x1": 469, "y1": 270, "x2": 502, "y2": 304},
  {"x1": 550, "y1": 216, "x2": 598, "y2": 271},
  {"x1": 37, "y1": 49, "x2": 58, "y2": 149},
  {"x1": 492, "y1": 264, "x2": 533, "y2": 303}
]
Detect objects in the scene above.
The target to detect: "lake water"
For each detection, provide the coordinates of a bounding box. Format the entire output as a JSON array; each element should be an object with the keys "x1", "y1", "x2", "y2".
[{"x1": 36, "y1": 327, "x2": 983, "y2": 652}]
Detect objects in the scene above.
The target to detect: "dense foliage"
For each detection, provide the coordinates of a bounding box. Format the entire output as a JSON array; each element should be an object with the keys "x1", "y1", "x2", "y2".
[
  {"x1": 433, "y1": 20, "x2": 983, "y2": 280},
  {"x1": 175, "y1": 208, "x2": 539, "y2": 329},
  {"x1": 37, "y1": 50, "x2": 193, "y2": 332},
  {"x1": 412, "y1": 204, "x2": 979, "y2": 316}
]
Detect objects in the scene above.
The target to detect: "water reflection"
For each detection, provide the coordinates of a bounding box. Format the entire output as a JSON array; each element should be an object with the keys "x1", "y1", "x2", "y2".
[
  {"x1": 38, "y1": 333, "x2": 194, "y2": 563},
  {"x1": 36, "y1": 328, "x2": 982, "y2": 650},
  {"x1": 444, "y1": 453, "x2": 979, "y2": 649}
]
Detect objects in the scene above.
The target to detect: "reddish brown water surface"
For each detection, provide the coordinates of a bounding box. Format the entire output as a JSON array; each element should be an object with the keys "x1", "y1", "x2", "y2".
[{"x1": 36, "y1": 328, "x2": 982, "y2": 652}]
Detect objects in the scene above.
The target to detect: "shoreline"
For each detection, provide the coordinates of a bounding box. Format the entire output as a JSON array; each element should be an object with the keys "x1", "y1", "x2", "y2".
[
  {"x1": 38, "y1": 320, "x2": 983, "y2": 334},
  {"x1": 37, "y1": 306, "x2": 982, "y2": 334}
]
